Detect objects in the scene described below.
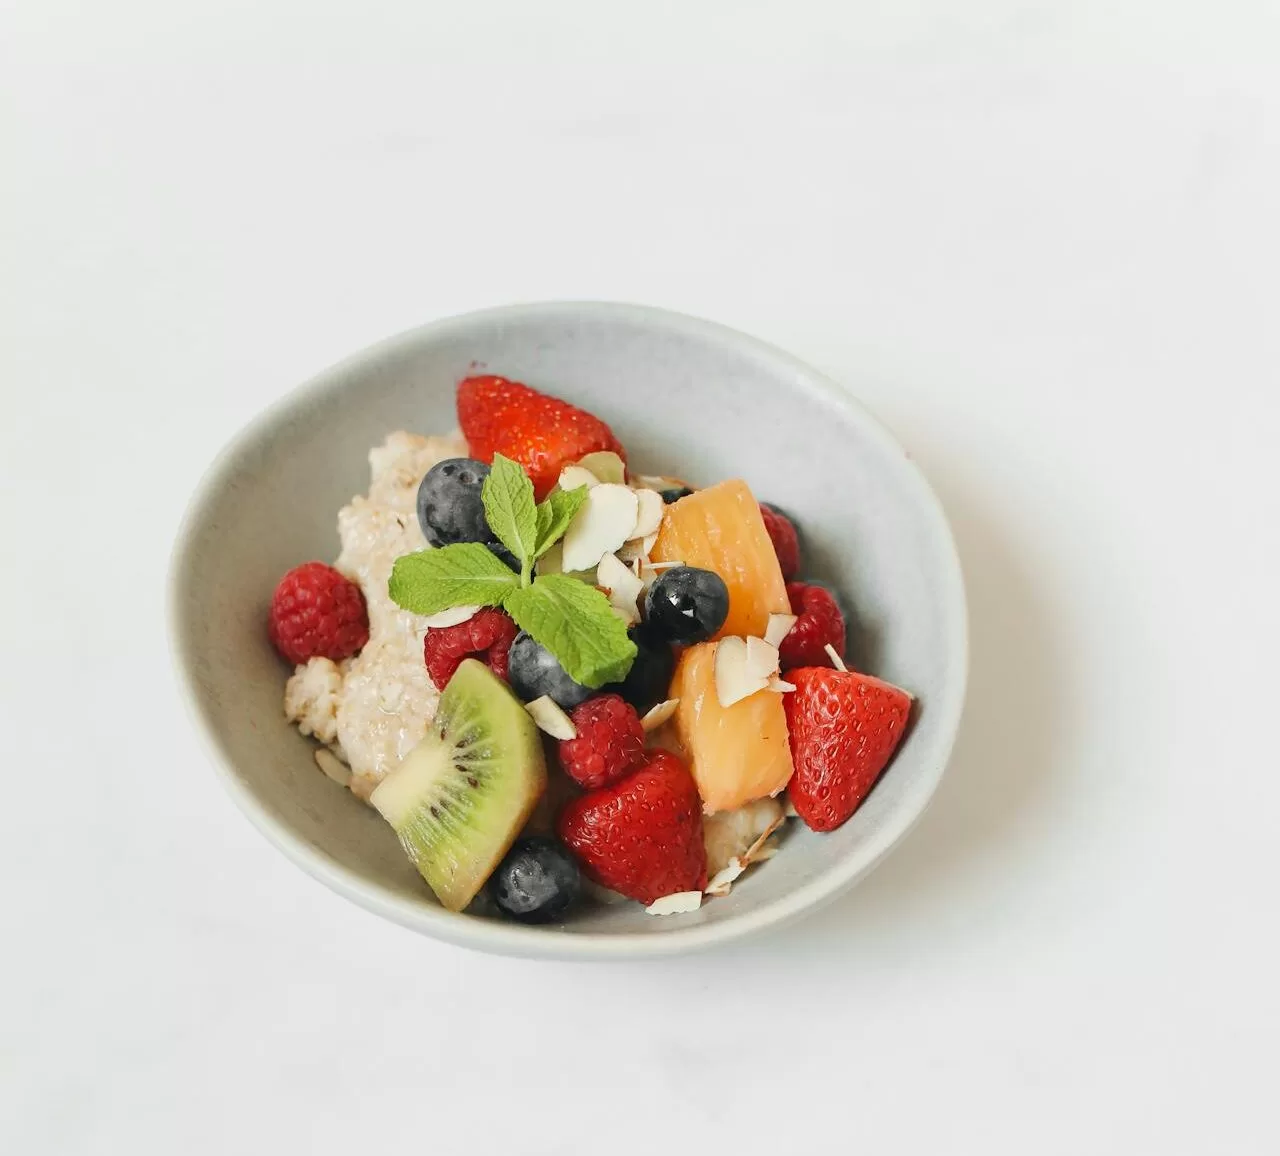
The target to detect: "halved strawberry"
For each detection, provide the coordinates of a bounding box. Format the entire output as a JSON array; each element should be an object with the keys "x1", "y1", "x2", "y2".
[
  {"x1": 457, "y1": 375, "x2": 626, "y2": 499},
  {"x1": 783, "y1": 666, "x2": 913, "y2": 832}
]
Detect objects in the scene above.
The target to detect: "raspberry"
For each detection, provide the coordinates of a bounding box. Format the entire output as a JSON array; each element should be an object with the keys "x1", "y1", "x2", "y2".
[
  {"x1": 423, "y1": 608, "x2": 517, "y2": 690},
  {"x1": 558, "y1": 694, "x2": 646, "y2": 790},
  {"x1": 778, "y1": 581, "x2": 847, "y2": 671},
  {"x1": 268, "y1": 562, "x2": 369, "y2": 665},
  {"x1": 759, "y1": 503, "x2": 800, "y2": 580}
]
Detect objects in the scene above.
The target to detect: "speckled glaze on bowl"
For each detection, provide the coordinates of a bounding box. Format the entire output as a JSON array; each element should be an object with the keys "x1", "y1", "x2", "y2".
[{"x1": 168, "y1": 303, "x2": 967, "y2": 959}]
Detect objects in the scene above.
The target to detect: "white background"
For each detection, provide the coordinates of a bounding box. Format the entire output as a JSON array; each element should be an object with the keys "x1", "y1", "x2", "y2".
[{"x1": 3, "y1": 1, "x2": 1278, "y2": 1153}]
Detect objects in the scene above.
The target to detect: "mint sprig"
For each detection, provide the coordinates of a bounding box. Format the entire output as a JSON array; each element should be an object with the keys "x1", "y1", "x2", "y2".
[
  {"x1": 388, "y1": 458, "x2": 635, "y2": 687},
  {"x1": 481, "y1": 454, "x2": 539, "y2": 581}
]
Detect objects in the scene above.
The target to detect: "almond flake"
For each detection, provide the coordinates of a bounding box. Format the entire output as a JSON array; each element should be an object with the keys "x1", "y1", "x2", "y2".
[
  {"x1": 640, "y1": 698, "x2": 680, "y2": 731},
  {"x1": 597, "y1": 552, "x2": 644, "y2": 625},
  {"x1": 768, "y1": 678, "x2": 797, "y2": 693},
  {"x1": 629, "y1": 489, "x2": 665, "y2": 540},
  {"x1": 561, "y1": 484, "x2": 640, "y2": 572},
  {"x1": 705, "y1": 857, "x2": 746, "y2": 897},
  {"x1": 420, "y1": 605, "x2": 481, "y2": 629},
  {"x1": 645, "y1": 890, "x2": 703, "y2": 916},
  {"x1": 824, "y1": 644, "x2": 848, "y2": 672},
  {"x1": 744, "y1": 636, "x2": 781, "y2": 681},
  {"x1": 315, "y1": 748, "x2": 352, "y2": 787},
  {"x1": 750, "y1": 841, "x2": 780, "y2": 862},
  {"x1": 645, "y1": 560, "x2": 684, "y2": 571},
  {"x1": 642, "y1": 532, "x2": 658, "y2": 555},
  {"x1": 573, "y1": 451, "x2": 626, "y2": 485},
  {"x1": 764, "y1": 613, "x2": 798, "y2": 649},
  {"x1": 616, "y1": 538, "x2": 649, "y2": 563},
  {"x1": 558, "y1": 465, "x2": 600, "y2": 492},
  {"x1": 714, "y1": 636, "x2": 770, "y2": 707},
  {"x1": 525, "y1": 696, "x2": 577, "y2": 740}
]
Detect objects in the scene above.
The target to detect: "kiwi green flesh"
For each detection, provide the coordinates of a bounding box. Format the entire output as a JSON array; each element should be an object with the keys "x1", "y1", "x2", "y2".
[{"x1": 370, "y1": 659, "x2": 547, "y2": 912}]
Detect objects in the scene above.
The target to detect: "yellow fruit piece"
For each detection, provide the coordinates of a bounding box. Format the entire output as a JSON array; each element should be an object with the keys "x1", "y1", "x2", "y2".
[
  {"x1": 649, "y1": 479, "x2": 789, "y2": 639},
  {"x1": 670, "y1": 641, "x2": 795, "y2": 813}
]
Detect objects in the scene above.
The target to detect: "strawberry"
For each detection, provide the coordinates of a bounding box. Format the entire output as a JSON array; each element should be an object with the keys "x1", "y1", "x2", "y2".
[
  {"x1": 457, "y1": 375, "x2": 626, "y2": 499},
  {"x1": 556, "y1": 750, "x2": 707, "y2": 904},
  {"x1": 783, "y1": 666, "x2": 913, "y2": 832}
]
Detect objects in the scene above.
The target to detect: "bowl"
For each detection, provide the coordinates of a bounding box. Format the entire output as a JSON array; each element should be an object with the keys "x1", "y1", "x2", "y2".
[{"x1": 169, "y1": 302, "x2": 967, "y2": 959}]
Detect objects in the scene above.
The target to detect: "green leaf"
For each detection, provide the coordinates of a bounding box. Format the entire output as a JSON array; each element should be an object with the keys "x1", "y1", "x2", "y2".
[
  {"x1": 533, "y1": 485, "x2": 589, "y2": 558},
  {"x1": 388, "y1": 544, "x2": 519, "y2": 616},
  {"x1": 504, "y1": 574, "x2": 638, "y2": 689},
  {"x1": 481, "y1": 454, "x2": 538, "y2": 573}
]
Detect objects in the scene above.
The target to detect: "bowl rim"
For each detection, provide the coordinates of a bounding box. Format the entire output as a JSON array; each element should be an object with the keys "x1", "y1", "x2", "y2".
[{"x1": 168, "y1": 301, "x2": 969, "y2": 959}]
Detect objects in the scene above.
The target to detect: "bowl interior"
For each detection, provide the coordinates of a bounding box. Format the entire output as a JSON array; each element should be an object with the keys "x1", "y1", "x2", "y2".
[{"x1": 171, "y1": 304, "x2": 966, "y2": 956}]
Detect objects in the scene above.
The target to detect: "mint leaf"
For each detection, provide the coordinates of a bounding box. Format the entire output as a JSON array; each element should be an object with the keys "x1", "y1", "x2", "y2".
[
  {"x1": 482, "y1": 454, "x2": 538, "y2": 575},
  {"x1": 534, "y1": 485, "x2": 589, "y2": 558},
  {"x1": 504, "y1": 574, "x2": 638, "y2": 689},
  {"x1": 388, "y1": 544, "x2": 519, "y2": 616}
]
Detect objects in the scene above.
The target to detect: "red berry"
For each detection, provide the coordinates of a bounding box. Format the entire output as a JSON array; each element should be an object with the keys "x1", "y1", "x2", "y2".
[
  {"x1": 268, "y1": 562, "x2": 369, "y2": 665},
  {"x1": 558, "y1": 694, "x2": 646, "y2": 790},
  {"x1": 783, "y1": 667, "x2": 913, "y2": 831},
  {"x1": 423, "y1": 608, "x2": 518, "y2": 690},
  {"x1": 778, "y1": 581, "x2": 846, "y2": 670},
  {"x1": 759, "y1": 504, "x2": 800, "y2": 580},
  {"x1": 557, "y1": 750, "x2": 707, "y2": 904},
  {"x1": 457, "y1": 375, "x2": 626, "y2": 499}
]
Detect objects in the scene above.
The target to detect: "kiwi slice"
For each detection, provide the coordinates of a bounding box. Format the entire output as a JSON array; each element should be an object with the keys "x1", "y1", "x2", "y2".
[{"x1": 370, "y1": 659, "x2": 547, "y2": 912}]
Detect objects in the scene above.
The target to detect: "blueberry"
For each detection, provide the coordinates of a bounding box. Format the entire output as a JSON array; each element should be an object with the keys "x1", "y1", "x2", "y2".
[
  {"x1": 659, "y1": 486, "x2": 694, "y2": 504},
  {"x1": 644, "y1": 566, "x2": 730, "y2": 645},
  {"x1": 487, "y1": 836, "x2": 580, "y2": 924},
  {"x1": 416, "y1": 458, "x2": 518, "y2": 568},
  {"x1": 506, "y1": 632, "x2": 592, "y2": 708},
  {"x1": 607, "y1": 624, "x2": 675, "y2": 711}
]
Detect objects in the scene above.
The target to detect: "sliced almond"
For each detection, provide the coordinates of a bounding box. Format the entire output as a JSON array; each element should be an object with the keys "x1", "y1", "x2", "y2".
[
  {"x1": 749, "y1": 840, "x2": 780, "y2": 862},
  {"x1": 315, "y1": 748, "x2": 352, "y2": 787},
  {"x1": 705, "y1": 857, "x2": 746, "y2": 897},
  {"x1": 714, "y1": 636, "x2": 770, "y2": 708},
  {"x1": 744, "y1": 636, "x2": 781, "y2": 682},
  {"x1": 597, "y1": 552, "x2": 644, "y2": 625},
  {"x1": 764, "y1": 613, "x2": 798, "y2": 649},
  {"x1": 768, "y1": 677, "x2": 797, "y2": 693},
  {"x1": 645, "y1": 890, "x2": 703, "y2": 916},
  {"x1": 525, "y1": 695, "x2": 577, "y2": 740},
  {"x1": 420, "y1": 605, "x2": 481, "y2": 629},
  {"x1": 535, "y1": 541, "x2": 563, "y2": 576},
  {"x1": 824, "y1": 643, "x2": 848, "y2": 672},
  {"x1": 640, "y1": 698, "x2": 680, "y2": 732},
  {"x1": 558, "y1": 465, "x2": 600, "y2": 492},
  {"x1": 561, "y1": 484, "x2": 639, "y2": 572},
  {"x1": 573, "y1": 451, "x2": 626, "y2": 486},
  {"x1": 645, "y1": 559, "x2": 683, "y2": 572},
  {"x1": 642, "y1": 531, "x2": 658, "y2": 555},
  {"x1": 616, "y1": 538, "x2": 649, "y2": 564},
  {"x1": 629, "y1": 489, "x2": 665, "y2": 540}
]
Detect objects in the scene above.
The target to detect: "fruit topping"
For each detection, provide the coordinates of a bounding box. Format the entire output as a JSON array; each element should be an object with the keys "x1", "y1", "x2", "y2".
[
  {"x1": 659, "y1": 485, "x2": 694, "y2": 504},
  {"x1": 457, "y1": 375, "x2": 625, "y2": 499},
  {"x1": 268, "y1": 562, "x2": 370, "y2": 665},
  {"x1": 524, "y1": 695, "x2": 578, "y2": 740},
  {"x1": 759, "y1": 503, "x2": 800, "y2": 580},
  {"x1": 559, "y1": 693, "x2": 646, "y2": 789},
  {"x1": 605, "y1": 623, "x2": 675, "y2": 711},
  {"x1": 506, "y1": 630, "x2": 593, "y2": 708},
  {"x1": 415, "y1": 458, "x2": 512, "y2": 565},
  {"x1": 557, "y1": 750, "x2": 707, "y2": 904},
  {"x1": 423, "y1": 607, "x2": 518, "y2": 689},
  {"x1": 370, "y1": 659, "x2": 547, "y2": 911},
  {"x1": 649, "y1": 479, "x2": 790, "y2": 638},
  {"x1": 487, "y1": 836, "x2": 581, "y2": 924},
  {"x1": 643, "y1": 565, "x2": 731, "y2": 644},
  {"x1": 670, "y1": 641, "x2": 795, "y2": 812},
  {"x1": 778, "y1": 582, "x2": 847, "y2": 671},
  {"x1": 783, "y1": 666, "x2": 913, "y2": 832},
  {"x1": 560, "y1": 483, "x2": 638, "y2": 572}
]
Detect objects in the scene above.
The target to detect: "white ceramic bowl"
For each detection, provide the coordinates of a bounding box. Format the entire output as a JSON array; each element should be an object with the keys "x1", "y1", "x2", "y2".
[{"x1": 169, "y1": 303, "x2": 967, "y2": 958}]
